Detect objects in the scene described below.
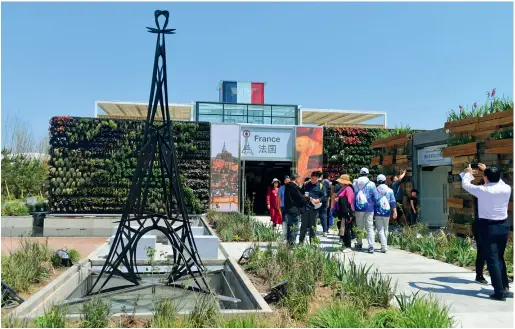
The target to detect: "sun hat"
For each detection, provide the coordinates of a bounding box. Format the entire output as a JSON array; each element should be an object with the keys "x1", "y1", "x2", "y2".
[
  {"x1": 336, "y1": 174, "x2": 352, "y2": 186},
  {"x1": 272, "y1": 178, "x2": 280, "y2": 184}
]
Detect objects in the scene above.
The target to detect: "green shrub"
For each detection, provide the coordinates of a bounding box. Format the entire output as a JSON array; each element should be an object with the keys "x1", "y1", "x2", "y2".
[
  {"x1": 186, "y1": 293, "x2": 221, "y2": 328},
  {"x1": 246, "y1": 242, "x2": 337, "y2": 320},
  {"x1": 367, "y1": 308, "x2": 404, "y2": 328},
  {"x1": 220, "y1": 314, "x2": 267, "y2": 328},
  {"x1": 505, "y1": 239, "x2": 513, "y2": 277},
  {"x1": 309, "y1": 302, "x2": 366, "y2": 328},
  {"x1": 419, "y1": 235, "x2": 438, "y2": 259},
  {"x1": 2, "y1": 201, "x2": 30, "y2": 216},
  {"x1": 206, "y1": 211, "x2": 279, "y2": 242},
  {"x1": 2, "y1": 239, "x2": 54, "y2": 292},
  {"x1": 150, "y1": 297, "x2": 180, "y2": 328},
  {"x1": 34, "y1": 304, "x2": 67, "y2": 328},
  {"x1": 322, "y1": 253, "x2": 339, "y2": 286},
  {"x1": 395, "y1": 292, "x2": 454, "y2": 328},
  {"x1": 336, "y1": 259, "x2": 396, "y2": 309},
  {"x1": 80, "y1": 297, "x2": 111, "y2": 328},
  {"x1": 1, "y1": 314, "x2": 29, "y2": 328},
  {"x1": 67, "y1": 248, "x2": 81, "y2": 263}
]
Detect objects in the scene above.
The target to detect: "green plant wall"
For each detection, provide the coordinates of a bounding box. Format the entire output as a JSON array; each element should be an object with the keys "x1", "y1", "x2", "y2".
[
  {"x1": 48, "y1": 117, "x2": 209, "y2": 214},
  {"x1": 323, "y1": 127, "x2": 382, "y2": 180}
]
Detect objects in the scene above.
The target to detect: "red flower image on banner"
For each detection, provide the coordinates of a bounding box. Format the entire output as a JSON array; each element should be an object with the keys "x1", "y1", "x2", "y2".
[{"x1": 295, "y1": 127, "x2": 323, "y2": 181}]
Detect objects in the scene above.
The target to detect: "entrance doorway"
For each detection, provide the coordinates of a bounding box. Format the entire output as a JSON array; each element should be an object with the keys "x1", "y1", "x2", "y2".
[
  {"x1": 420, "y1": 165, "x2": 451, "y2": 228},
  {"x1": 242, "y1": 161, "x2": 292, "y2": 216}
]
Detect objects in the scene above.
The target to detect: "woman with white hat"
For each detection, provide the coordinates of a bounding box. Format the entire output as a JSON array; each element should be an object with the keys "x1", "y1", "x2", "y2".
[{"x1": 266, "y1": 178, "x2": 283, "y2": 232}]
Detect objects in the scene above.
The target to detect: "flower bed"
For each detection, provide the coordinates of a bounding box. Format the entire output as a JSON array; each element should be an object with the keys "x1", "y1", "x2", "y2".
[
  {"x1": 388, "y1": 224, "x2": 514, "y2": 279},
  {"x1": 205, "y1": 211, "x2": 279, "y2": 242}
]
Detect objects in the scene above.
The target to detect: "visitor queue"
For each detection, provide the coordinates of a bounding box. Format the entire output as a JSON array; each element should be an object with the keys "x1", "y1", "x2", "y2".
[
  {"x1": 267, "y1": 163, "x2": 511, "y2": 302},
  {"x1": 268, "y1": 167, "x2": 414, "y2": 254}
]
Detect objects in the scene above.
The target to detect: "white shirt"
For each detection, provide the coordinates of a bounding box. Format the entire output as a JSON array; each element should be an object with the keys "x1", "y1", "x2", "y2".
[{"x1": 460, "y1": 172, "x2": 511, "y2": 220}]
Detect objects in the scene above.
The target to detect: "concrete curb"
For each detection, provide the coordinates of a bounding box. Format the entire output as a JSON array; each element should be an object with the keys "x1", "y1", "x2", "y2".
[{"x1": 11, "y1": 260, "x2": 90, "y2": 320}]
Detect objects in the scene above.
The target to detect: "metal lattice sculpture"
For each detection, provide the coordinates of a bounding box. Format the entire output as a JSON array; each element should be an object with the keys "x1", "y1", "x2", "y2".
[{"x1": 75, "y1": 10, "x2": 234, "y2": 302}]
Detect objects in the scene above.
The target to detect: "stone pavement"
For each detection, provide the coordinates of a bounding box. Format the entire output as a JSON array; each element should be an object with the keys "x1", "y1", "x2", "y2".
[{"x1": 221, "y1": 216, "x2": 514, "y2": 328}]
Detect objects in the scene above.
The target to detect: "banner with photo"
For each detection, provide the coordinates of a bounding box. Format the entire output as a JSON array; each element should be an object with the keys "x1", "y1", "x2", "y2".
[
  {"x1": 210, "y1": 124, "x2": 240, "y2": 212},
  {"x1": 295, "y1": 127, "x2": 324, "y2": 181}
]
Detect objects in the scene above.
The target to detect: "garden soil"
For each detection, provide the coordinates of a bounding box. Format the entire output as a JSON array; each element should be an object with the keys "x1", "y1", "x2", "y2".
[{"x1": 1, "y1": 237, "x2": 106, "y2": 258}]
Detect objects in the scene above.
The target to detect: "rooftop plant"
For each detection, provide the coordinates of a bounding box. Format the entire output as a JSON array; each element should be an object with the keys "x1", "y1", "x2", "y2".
[{"x1": 446, "y1": 88, "x2": 514, "y2": 122}]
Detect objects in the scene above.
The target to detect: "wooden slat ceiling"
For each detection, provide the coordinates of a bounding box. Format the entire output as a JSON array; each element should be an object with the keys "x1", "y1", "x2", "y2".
[
  {"x1": 302, "y1": 110, "x2": 383, "y2": 126},
  {"x1": 97, "y1": 102, "x2": 191, "y2": 120}
]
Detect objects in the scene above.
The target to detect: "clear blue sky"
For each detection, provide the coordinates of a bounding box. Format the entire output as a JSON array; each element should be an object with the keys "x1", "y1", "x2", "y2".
[{"x1": 2, "y1": 1, "x2": 513, "y2": 142}]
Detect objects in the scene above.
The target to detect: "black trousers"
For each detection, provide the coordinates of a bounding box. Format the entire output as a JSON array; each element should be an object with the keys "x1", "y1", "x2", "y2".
[
  {"x1": 409, "y1": 211, "x2": 418, "y2": 226},
  {"x1": 478, "y1": 219, "x2": 510, "y2": 295},
  {"x1": 337, "y1": 218, "x2": 352, "y2": 248},
  {"x1": 472, "y1": 220, "x2": 486, "y2": 278},
  {"x1": 300, "y1": 208, "x2": 318, "y2": 243}
]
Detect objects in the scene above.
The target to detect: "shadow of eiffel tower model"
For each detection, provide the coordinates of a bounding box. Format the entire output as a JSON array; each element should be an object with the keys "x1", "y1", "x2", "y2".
[{"x1": 79, "y1": 11, "x2": 239, "y2": 304}]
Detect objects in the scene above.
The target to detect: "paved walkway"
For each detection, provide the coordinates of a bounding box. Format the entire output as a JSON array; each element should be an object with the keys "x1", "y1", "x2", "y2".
[{"x1": 221, "y1": 216, "x2": 514, "y2": 328}]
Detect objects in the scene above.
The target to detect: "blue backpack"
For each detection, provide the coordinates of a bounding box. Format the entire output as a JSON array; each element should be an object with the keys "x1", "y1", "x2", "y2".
[
  {"x1": 377, "y1": 188, "x2": 391, "y2": 215},
  {"x1": 355, "y1": 181, "x2": 370, "y2": 211}
]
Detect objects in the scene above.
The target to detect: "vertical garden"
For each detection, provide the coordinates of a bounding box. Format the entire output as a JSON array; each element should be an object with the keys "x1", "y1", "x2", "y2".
[
  {"x1": 48, "y1": 117, "x2": 210, "y2": 214},
  {"x1": 323, "y1": 127, "x2": 383, "y2": 180}
]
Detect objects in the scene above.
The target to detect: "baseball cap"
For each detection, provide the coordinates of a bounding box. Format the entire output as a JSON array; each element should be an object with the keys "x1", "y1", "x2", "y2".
[
  {"x1": 360, "y1": 167, "x2": 369, "y2": 175},
  {"x1": 377, "y1": 174, "x2": 386, "y2": 183},
  {"x1": 284, "y1": 175, "x2": 290, "y2": 179}
]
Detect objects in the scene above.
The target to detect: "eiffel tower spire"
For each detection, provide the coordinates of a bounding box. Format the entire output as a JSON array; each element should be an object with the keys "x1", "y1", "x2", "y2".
[{"x1": 67, "y1": 10, "x2": 238, "y2": 303}]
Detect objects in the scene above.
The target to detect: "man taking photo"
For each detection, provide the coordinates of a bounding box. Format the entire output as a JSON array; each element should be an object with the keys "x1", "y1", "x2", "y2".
[
  {"x1": 391, "y1": 169, "x2": 407, "y2": 225},
  {"x1": 460, "y1": 163, "x2": 511, "y2": 301}
]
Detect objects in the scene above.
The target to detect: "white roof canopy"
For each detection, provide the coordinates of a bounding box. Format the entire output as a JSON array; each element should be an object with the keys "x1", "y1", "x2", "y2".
[
  {"x1": 96, "y1": 101, "x2": 192, "y2": 121},
  {"x1": 300, "y1": 108, "x2": 387, "y2": 128}
]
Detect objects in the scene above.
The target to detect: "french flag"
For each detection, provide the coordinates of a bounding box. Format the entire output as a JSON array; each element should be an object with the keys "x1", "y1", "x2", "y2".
[{"x1": 219, "y1": 81, "x2": 264, "y2": 104}]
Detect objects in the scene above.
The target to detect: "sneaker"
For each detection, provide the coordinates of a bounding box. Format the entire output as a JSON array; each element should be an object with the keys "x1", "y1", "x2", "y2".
[
  {"x1": 475, "y1": 277, "x2": 489, "y2": 285},
  {"x1": 489, "y1": 293, "x2": 506, "y2": 301},
  {"x1": 343, "y1": 248, "x2": 352, "y2": 253},
  {"x1": 368, "y1": 247, "x2": 374, "y2": 254},
  {"x1": 356, "y1": 244, "x2": 363, "y2": 250},
  {"x1": 381, "y1": 247, "x2": 387, "y2": 253},
  {"x1": 323, "y1": 232, "x2": 328, "y2": 237}
]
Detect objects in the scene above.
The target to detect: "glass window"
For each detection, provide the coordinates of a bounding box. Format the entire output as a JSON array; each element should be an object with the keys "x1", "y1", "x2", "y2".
[
  {"x1": 272, "y1": 117, "x2": 296, "y2": 125},
  {"x1": 223, "y1": 104, "x2": 247, "y2": 116},
  {"x1": 198, "y1": 114, "x2": 223, "y2": 123},
  {"x1": 248, "y1": 116, "x2": 267, "y2": 124},
  {"x1": 248, "y1": 105, "x2": 271, "y2": 117},
  {"x1": 224, "y1": 115, "x2": 247, "y2": 124},
  {"x1": 198, "y1": 103, "x2": 223, "y2": 115},
  {"x1": 272, "y1": 106, "x2": 297, "y2": 118}
]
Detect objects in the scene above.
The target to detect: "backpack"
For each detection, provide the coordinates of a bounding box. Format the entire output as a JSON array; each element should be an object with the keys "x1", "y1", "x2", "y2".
[
  {"x1": 377, "y1": 188, "x2": 391, "y2": 215},
  {"x1": 355, "y1": 181, "x2": 370, "y2": 211}
]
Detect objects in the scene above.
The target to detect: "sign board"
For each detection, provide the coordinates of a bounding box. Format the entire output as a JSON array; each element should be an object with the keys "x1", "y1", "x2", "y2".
[
  {"x1": 418, "y1": 144, "x2": 451, "y2": 166},
  {"x1": 240, "y1": 126, "x2": 293, "y2": 160}
]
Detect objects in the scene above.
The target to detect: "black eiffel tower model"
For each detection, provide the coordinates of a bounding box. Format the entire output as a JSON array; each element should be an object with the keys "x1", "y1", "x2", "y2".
[{"x1": 65, "y1": 10, "x2": 239, "y2": 305}]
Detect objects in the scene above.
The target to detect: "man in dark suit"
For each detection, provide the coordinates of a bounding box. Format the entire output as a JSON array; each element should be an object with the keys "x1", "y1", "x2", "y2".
[{"x1": 284, "y1": 173, "x2": 310, "y2": 245}]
